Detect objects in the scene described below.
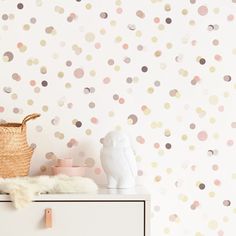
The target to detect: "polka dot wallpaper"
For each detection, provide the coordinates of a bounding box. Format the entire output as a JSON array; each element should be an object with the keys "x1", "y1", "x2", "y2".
[{"x1": 1, "y1": 0, "x2": 236, "y2": 235}]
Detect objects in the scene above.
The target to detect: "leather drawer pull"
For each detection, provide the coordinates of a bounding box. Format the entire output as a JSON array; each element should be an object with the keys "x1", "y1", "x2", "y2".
[{"x1": 45, "y1": 208, "x2": 52, "y2": 228}]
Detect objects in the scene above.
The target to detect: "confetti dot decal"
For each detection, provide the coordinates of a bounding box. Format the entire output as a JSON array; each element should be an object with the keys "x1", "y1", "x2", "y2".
[
  {"x1": 0, "y1": 1, "x2": 236, "y2": 235},
  {"x1": 74, "y1": 68, "x2": 84, "y2": 78},
  {"x1": 3, "y1": 51, "x2": 14, "y2": 62},
  {"x1": 198, "y1": 5, "x2": 208, "y2": 16}
]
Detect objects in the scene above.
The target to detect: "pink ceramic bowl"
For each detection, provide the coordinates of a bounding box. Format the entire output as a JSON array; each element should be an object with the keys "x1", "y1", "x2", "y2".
[
  {"x1": 56, "y1": 158, "x2": 73, "y2": 167},
  {"x1": 52, "y1": 166, "x2": 86, "y2": 176}
]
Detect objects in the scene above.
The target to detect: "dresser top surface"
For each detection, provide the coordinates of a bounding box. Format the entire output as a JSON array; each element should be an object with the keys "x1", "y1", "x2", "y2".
[{"x1": 0, "y1": 186, "x2": 150, "y2": 201}]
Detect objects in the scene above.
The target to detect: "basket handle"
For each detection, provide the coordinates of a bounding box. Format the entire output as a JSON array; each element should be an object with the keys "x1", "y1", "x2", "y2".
[{"x1": 22, "y1": 113, "x2": 41, "y2": 126}]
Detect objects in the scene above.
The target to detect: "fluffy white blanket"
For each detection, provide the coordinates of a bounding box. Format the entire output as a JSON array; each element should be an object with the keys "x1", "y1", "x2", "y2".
[{"x1": 0, "y1": 175, "x2": 98, "y2": 209}]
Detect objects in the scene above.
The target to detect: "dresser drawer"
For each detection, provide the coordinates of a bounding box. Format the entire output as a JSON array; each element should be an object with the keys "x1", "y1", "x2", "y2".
[{"x1": 0, "y1": 201, "x2": 144, "y2": 236}]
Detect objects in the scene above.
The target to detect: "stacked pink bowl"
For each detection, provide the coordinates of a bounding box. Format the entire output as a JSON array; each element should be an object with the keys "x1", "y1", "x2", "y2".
[{"x1": 52, "y1": 158, "x2": 86, "y2": 176}]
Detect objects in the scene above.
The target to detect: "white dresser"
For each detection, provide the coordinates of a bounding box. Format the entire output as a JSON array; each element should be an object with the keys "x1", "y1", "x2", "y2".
[{"x1": 0, "y1": 187, "x2": 150, "y2": 236}]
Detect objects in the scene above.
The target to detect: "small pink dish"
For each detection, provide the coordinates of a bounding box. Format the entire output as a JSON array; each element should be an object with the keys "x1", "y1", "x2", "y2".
[
  {"x1": 52, "y1": 166, "x2": 86, "y2": 176},
  {"x1": 56, "y1": 158, "x2": 73, "y2": 167}
]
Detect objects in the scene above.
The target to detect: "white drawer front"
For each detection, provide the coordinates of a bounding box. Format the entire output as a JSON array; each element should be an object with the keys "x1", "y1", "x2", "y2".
[{"x1": 0, "y1": 201, "x2": 144, "y2": 236}]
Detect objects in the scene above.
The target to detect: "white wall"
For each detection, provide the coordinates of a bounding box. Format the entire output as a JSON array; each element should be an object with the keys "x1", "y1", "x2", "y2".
[{"x1": 1, "y1": 0, "x2": 236, "y2": 235}]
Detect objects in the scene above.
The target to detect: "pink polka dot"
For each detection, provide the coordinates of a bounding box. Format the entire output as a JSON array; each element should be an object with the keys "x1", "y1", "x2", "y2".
[
  {"x1": 191, "y1": 40, "x2": 197, "y2": 46},
  {"x1": 227, "y1": 14, "x2": 234, "y2": 21},
  {"x1": 154, "y1": 143, "x2": 160, "y2": 149},
  {"x1": 73, "y1": 68, "x2": 84, "y2": 79},
  {"x1": 116, "y1": 8, "x2": 123, "y2": 14},
  {"x1": 30, "y1": 80, "x2": 36, "y2": 86},
  {"x1": 136, "y1": 136, "x2": 145, "y2": 144},
  {"x1": 0, "y1": 106, "x2": 5, "y2": 112},
  {"x1": 137, "y1": 170, "x2": 143, "y2": 176},
  {"x1": 218, "y1": 230, "x2": 224, "y2": 236},
  {"x1": 94, "y1": 168, "x2": 101, "y2": 175},
  {"x1": 227, "y1": 139, "x2": 234, "y2": 146},
  {"x1": 198, "y1": 5, "x2": 208, "y2": 16},
  {"x1": 17, "y1": 42, "x2": 23, "y2": 48},
  {"x1": 214, "y1": 179, "x2": 221, "y2": 186},
  {"x1": 191, "y1": 165, "x2": 196, "y2": 171},
  {"x1": 122, "y1": 43, "x2": 129, "y2": 49},
  {"x1": 103, "y1": 77, "x2": 110, "y2": 84},
  {"x1": 119, "y1": 98, "x2": 125, "y2": 104},
  {"x1": 154, "y1": 17, "x2": 160, "y2": 23},
  {"x1": 95, "y1": 42, "x2": 101, "y2": 49},
  {"x1": 91, "y1": 117, "x2": 98, "y2": 124},
  {"x1": 214, "y1": 54, "x2": 222, "y2": 61},
  {"x1": 193, "y1": 75, "x2": 200, "y2": 82},
  {"x1": 197, "y1": 131, "x2": 208, "y2": 141},
  {"x1": 218, "y1": 105, "x2": 224, "y2": 112}
]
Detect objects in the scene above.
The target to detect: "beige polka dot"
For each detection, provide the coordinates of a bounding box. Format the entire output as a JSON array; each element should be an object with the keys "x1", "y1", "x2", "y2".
[
  {"x1": 85, "y1": 32, "x2": 95, "y2": 42},
  {"x1": 209, "y1": 95, "x2": 219, "y2": 105}
]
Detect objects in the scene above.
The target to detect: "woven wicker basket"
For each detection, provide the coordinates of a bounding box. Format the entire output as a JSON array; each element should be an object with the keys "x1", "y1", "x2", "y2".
[{"x1": 0, "y1": 113, "x2": 40, "y2": 178}]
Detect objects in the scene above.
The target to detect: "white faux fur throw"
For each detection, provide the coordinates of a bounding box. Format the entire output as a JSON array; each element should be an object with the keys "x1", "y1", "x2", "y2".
[{"x1": 0, "y1": 175, "x2": 98, "y2": 209}]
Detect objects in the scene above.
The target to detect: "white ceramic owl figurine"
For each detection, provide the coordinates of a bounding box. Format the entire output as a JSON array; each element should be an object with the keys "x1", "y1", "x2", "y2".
[{"x1": 100, "y1": 131, "x2": 137, "y2": 189}]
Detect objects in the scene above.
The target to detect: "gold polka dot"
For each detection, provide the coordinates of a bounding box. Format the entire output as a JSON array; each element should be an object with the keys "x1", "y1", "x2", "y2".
[
  {"x1": 208, "y1": 220, "x2": 218, "y2": 230},
  {"x1": 151, "y1": 162, "x2": 158, "y2": 168},
  {"x1": 155, "y1": 176, "x2": 161, "y2": 182},
  {"x1": 27, "y1": 99, "x2": 34, "y2": 105},
  {"x1": 166, "y1": 43, "x2": 172, "y2": 49},
  {"x1": 65, "y1": 82, "x2": 71, "y2": 88},
  {"x1": 115, "y1": 0, "x2": 122, "y2": 5},
  {"x1": 86, "y1": 54, "x2": 93, "y2": 61},
  {"x1": 85, "y1": 3, "x2": 92, "y2": 9},
  {"x1": 108, "y1": 111, "x2": 115, "y2": 117},
  {"x1": 42, "y1": 105, "x2": 48, "y2": 112},
  {"x1": 135, "y1": 31, "x2": 142, "y2": 37},
  {"x1": 164, "y1": 4, "x2": 171, "y2": 11},
  {"x1": 23, "y1": 24, "x2": 30, "y2": 31},
  {"x1": 11, "y1": 93, "x2": 18, "y2": 100},
  {"x1": 147, "y1": 87, "x2": 154, "y2": 94},
  {"x1": 189, "y1": 20, "x2": 195, "y2": 26},
  {"x1": 58, "y1": 72, "x2": 64, "y2": 78},
  {"x1": 223, "y1": 216, "x2": 229, "y2": 223},
  {"x1": 213, "y1": 8, "x2": 220, "y2": 14},
  {"x1": 136, "y1": 156, "x2": 142, "y2": 162},
  {"x1": 232, "y1": 173, "x2": 236, "y2": 179},
  {"x1": 195, "y1": 232, "x2": 204, "y2": 236},
  {"x1": 209, "y1": 95, "x2": 218, "y2": 105},
  {"x1": 110, "y1": 20, "x2": 116, "y2": 26},
  {"x1": 33, "y1": 58, "x2": 39, "y2": 64},
  {"x1": 209, "y1": 66, "x2": 216, "y2": 72},
  {"x1": 164, "y1": 228, "x2": 170, "y2": 234},
  {"x1": 224, "y1": 92, "x2": 229, "y2": 98},
  {"x1": 209, "y1": 117, "x2": 216, "y2": 124},
  {"x1": 114, "y1": 65, "x2": 120, "y2": 71},
  {"x1": 182, "y1": 9, "x2": 188, "y2": 15},
  {"x1": 89, "y1": 70, "x2": 96, "y2": 76},
  {"x1": 209, "y1": 192, "x2": 215, "y2": 197},
  {"x1": 189, "y1": 145, "x2": 195, "y2": 151},
  {"x1": 178, "y1": 194, "x2": 188, "y2": 202},
  {"x1": 40, "y1": 40, "x2": 46, "y2": 46},
  {"x1": 151, "y1": 36, "x2": 158, "y2": 43},
  {"x1": 115, "y1": 36, "x2": 122, "y2": 43},
  {"x1": 85, "y1": 129, "x2": 92, "y2": 135},
  {"x1": 154, "y1": 50, "x2": 162, "y2": 57},
  {"x1": 100, "y1": 28, "x2": 106, "y2": 35},
  {"x1": 158, "y1": 24, "x2": 165, "y2": 31},
  {"x1": 164, "y1": 102, "x2": 170, "y2": 109}
]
